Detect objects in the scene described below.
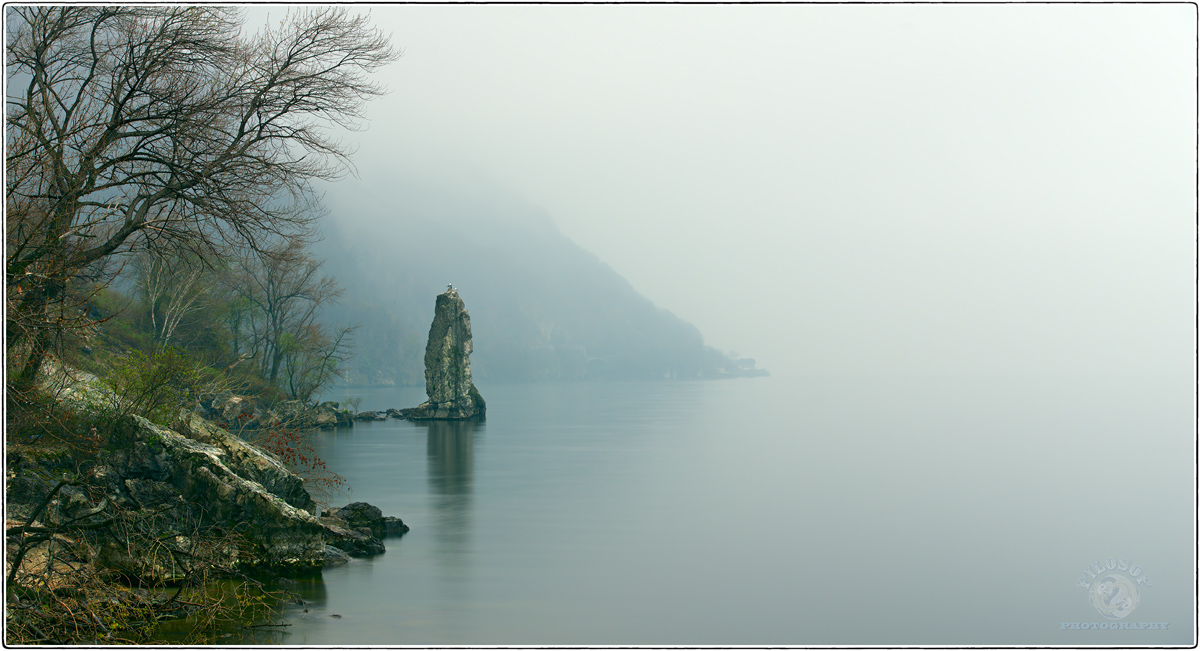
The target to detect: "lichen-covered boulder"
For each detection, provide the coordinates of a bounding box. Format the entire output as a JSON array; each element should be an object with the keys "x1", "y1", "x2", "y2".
[
  {"x1": 176, "y1": 413, "x2": 316, "y2": 514},
  {"x1": 106, "y1": 415, "x2": 328, "y2": 574},
  {"x1": 36, "y1": 360, "x2": 119, "y2": 413},
  {"x1": 312, "y1": 402, "x2": 353, "y2": 428}
]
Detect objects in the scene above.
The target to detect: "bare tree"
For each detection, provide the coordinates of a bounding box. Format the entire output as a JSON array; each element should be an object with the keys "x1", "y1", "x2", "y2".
[
  {"x1": 6, "y1": 6, "x2": 398, "y2": 387},
  {"x1": 225, "y1": 239, "x2": 352, "y2": 399},
  {"x1": 131, "y1": 250, "x2": 211, "y2": 348},
  {"x1": 282, "y1": 322, "x2": 355, "y2": 403}
]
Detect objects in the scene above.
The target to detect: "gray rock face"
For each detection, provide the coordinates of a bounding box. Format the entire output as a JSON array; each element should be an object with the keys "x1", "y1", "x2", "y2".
[
  {"x1": 106, "y1": 415, "x2": 329, "y2": 574},
  {"x1": 94, "y1": 416, "x2": 396, "y2": 575},
  {"x1": 176, "y1": 413, "x2": 316, "y2": 514},
  {"x1": 424, "y1": 289, "x2": 476, "y2": 404},
  {"x1": 401, "y1": 289, "x2": 486, "y2": 420}
]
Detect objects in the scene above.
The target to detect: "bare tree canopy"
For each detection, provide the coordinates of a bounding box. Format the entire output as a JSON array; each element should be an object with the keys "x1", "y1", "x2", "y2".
[
  {"x1": 225, "y1": 238, "x2": 353, "y2": 399},
  {"x1": 132, "y1": 249, "x2": 212, "y2": 348},
  {"x1": 6, "y1": 6, "x2": 398, "y2": 385}
]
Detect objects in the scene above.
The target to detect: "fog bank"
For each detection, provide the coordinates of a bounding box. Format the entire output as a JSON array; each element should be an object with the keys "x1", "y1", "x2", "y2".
[{"x1": 311, "y1": 4, "x2": 1193, "y2": 379}]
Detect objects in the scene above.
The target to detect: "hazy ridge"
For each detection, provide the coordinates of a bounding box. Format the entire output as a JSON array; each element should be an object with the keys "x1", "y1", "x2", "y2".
[{"x1": 317, "y1": 173, "x2": 763, "y2": 386}]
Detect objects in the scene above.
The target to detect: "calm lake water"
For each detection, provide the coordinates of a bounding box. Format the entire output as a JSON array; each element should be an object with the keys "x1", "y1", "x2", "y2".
[{"x1": 257, "y1": 375, "x2": 1193, "y2": 645}]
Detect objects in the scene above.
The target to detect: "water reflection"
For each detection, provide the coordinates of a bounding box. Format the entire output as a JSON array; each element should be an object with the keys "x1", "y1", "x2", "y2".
[
  {"x1": 281, "y1": 574, "x2": 329, "y2": 608},
  {"x1": 421, "y1": 420, "x2": 480, "y2": 573},
  {"x1": 151, "y1": 575, "x2": 324, "y2": 644}
]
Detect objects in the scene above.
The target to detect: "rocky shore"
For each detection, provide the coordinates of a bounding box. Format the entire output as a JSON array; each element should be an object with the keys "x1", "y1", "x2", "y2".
[
  {"x1": 6, "y1": 286, "x2": 494, "y2": 626},
  {"x1": 183, "y1": 288, "x2": 490, "y2": 431},
  {"x1": 195, "y1": 392, "x2": 357, "y2": 431},
  {"x1": 7, "y1": 414, "x2": 407, "y2": 575},
  {"x1": 6, "y1": 364, "x2": 408, "y2": 593}
]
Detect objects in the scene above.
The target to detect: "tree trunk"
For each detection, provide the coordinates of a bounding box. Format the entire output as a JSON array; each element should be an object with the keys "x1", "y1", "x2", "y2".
[{"x1": 12, "y1": 302, "x2": 52, "y2": 391}]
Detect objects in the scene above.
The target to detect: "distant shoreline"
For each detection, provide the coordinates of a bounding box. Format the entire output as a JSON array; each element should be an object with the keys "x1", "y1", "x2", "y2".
[{"x1": 328, "y1": 374, "x2": 770, "y2": 390}]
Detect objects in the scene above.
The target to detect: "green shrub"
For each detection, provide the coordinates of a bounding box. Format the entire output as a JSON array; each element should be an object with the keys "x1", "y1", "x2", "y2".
[
  {"x1": 8, "y1": 386, "x2": 87, "y2": 449},
  {"x1": 106, "y1": 348, "x2": 204, "y2": 430}
]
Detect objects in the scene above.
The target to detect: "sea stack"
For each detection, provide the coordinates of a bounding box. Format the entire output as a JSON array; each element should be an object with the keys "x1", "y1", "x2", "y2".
[{"x1": 401, "y1": 288, "x2": 486, "y2": 420}]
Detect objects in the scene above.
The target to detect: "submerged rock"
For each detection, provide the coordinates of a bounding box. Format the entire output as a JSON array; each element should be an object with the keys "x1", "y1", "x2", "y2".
[
  {"x1": 382, "y1": 516, "x2": 410, "y2": 537},
  {"x1": 400, "y1": 288, "x2": 486, "y2": 420},
  {"x1": 322, "y1": 545, "x2": 351, "y2": 567}
]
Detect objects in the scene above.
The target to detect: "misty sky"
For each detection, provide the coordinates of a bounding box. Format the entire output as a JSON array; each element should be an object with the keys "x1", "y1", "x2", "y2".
[{"x1": 266, "y1": 4, "x2": 1194, "y2": 378}]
